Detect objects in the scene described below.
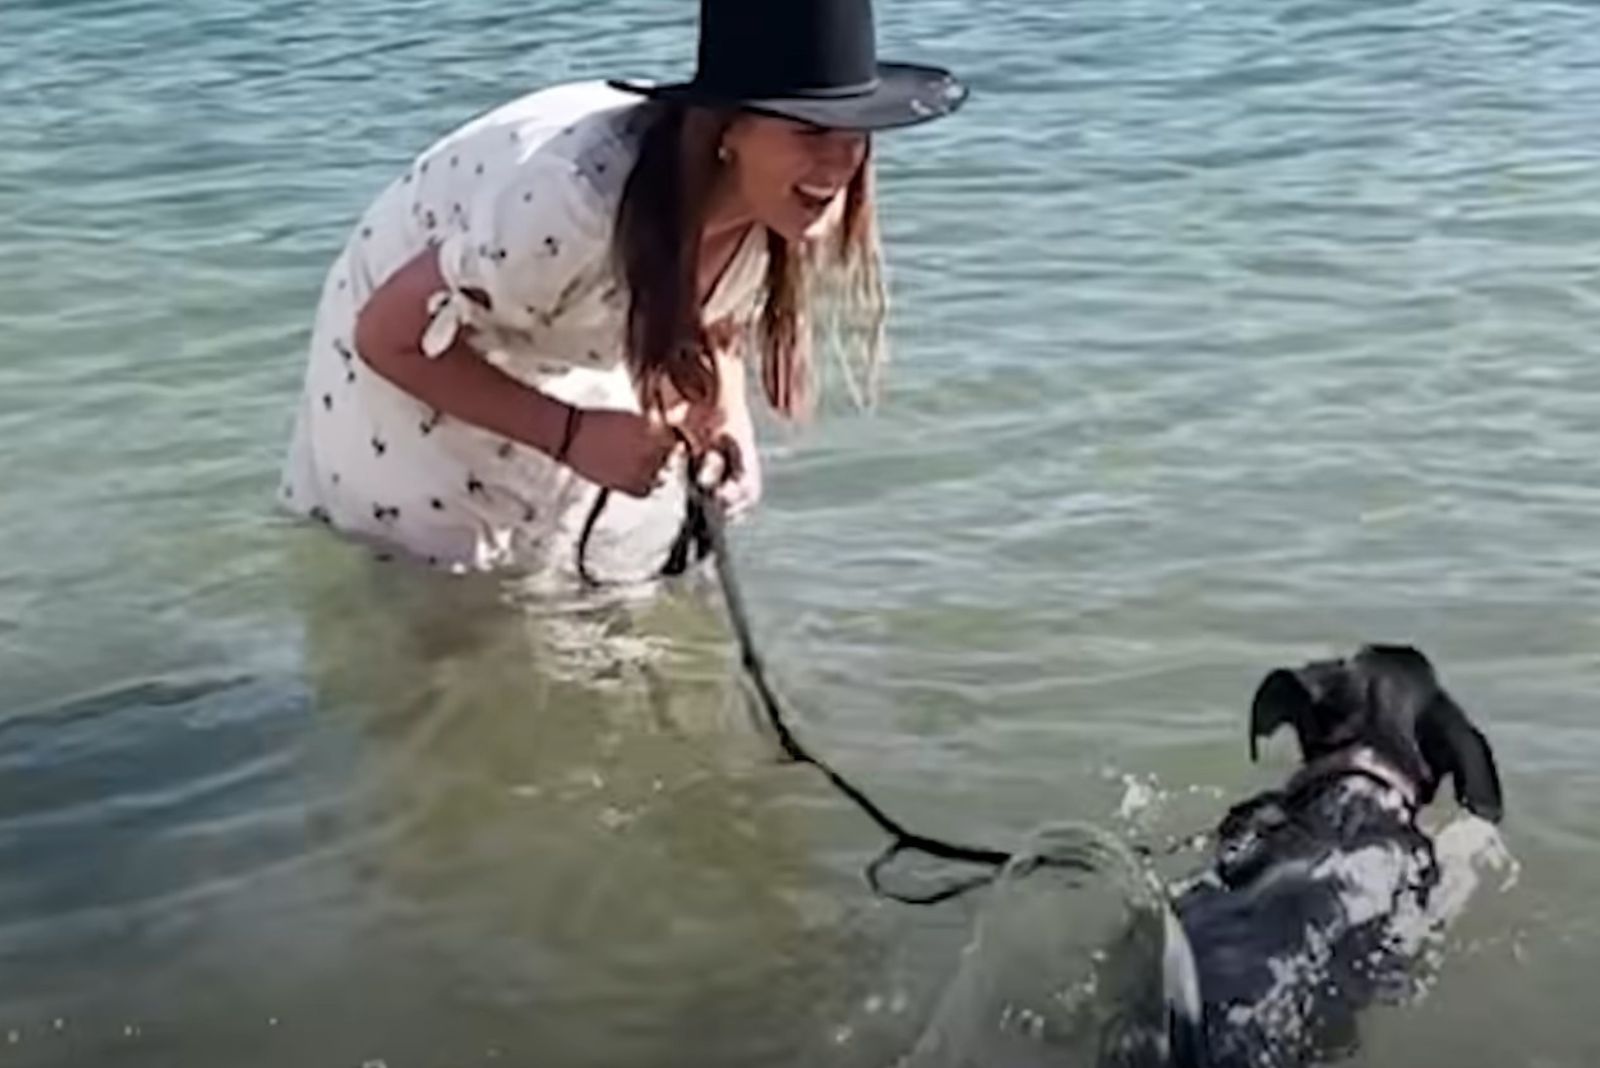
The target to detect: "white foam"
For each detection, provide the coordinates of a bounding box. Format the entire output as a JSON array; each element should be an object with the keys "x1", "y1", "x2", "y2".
[
  {"x1": 1117, "y1": 773, "x2": 1159, "y2": 821},
  {"x1": 1427, "y1": 814, "x2": 1520, "y2": 920}
]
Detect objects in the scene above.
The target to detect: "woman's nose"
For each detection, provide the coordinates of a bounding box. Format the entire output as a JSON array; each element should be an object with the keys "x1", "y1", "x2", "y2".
[{"x1": 813, "y1": 132, "x2": 867, "y2": 174}]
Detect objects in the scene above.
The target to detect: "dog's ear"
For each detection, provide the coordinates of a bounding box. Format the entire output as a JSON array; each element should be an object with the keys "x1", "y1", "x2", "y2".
[
  {"x1": 1418, "y1": 695, "x2": 1504, "y2": 823},
  {"x1": 1249, "y1": 669, "x2": 1314, "y2": 762}
]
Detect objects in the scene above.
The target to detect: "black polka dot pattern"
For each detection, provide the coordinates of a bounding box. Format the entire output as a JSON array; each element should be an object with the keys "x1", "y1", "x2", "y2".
[
  {"x1": 333, "y1": 340, "x2": 355, "y2": 386},
  {"x1": 290, "y1": 110, "x2": 669, "y2": 563}
]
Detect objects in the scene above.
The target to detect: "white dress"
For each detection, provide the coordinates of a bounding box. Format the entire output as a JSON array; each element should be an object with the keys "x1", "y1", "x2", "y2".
[{"x1": 278, "y1": 82, "x2": 767, "y2": 580}]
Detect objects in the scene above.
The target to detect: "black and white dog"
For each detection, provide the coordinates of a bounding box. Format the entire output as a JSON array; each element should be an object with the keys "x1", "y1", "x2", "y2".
[
  {"x1": 903, "y1": 644, "x2": 1506, "y2": 1068},
  {"x1": 1165, "y1": 643, "x2": 1505, "y2": 1068}
]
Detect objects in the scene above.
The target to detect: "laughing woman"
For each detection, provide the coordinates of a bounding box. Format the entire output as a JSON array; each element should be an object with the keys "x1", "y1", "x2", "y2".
[{"x1": 278, "y1": 0, "x2": 965, "y2": 580}]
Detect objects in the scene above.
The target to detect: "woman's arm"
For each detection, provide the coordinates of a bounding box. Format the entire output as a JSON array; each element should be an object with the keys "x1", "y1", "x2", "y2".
[
  {"x1": 354, "y1": 247, "x2": 571, "y2": 453},
  {"x1": 354, "y1": 247, "x2": 678, "y2": 498}
]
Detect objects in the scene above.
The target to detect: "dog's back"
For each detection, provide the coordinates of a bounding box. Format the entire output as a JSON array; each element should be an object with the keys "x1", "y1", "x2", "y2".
[{"x1": 1173, "y1": 770, "x2": 1437, "y2": 1066}]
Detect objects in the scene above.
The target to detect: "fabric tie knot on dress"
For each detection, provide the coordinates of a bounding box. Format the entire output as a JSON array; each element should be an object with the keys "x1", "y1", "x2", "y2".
[{"x1": 421, "y1": 288, "x2": 468, "y2": 358}]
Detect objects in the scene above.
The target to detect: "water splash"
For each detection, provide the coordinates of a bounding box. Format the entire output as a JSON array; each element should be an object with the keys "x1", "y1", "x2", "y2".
[
  {"x1": 1428, "y1": 813, "x2": 1520, "y2": 916},
  {"x1": 899, "y1": 806, "x2": 1517, "y2": 1068},
  {"x1": 902, "y1": 824, "x2": 1176, "y2": 1068}
]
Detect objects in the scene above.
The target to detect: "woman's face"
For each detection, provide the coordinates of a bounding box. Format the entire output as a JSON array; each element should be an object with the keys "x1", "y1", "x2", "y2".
[{"x1": 720, "y1": 114, "x2": 869, "y2": 243}]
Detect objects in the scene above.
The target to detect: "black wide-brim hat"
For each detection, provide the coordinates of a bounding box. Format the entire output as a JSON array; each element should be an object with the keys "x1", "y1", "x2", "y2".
[{"x1": 610, "y1": 0, "x2": 968, "y2": 131}]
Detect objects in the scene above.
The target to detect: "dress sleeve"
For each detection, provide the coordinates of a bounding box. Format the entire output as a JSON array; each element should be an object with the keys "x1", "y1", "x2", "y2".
[{"x1": 420, "y1": 152, "x2": 614, "y2": 359}]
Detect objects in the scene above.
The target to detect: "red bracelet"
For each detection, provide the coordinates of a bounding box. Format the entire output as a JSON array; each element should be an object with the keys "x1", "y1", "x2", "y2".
[{"x1": 554, "y1": 404, "x2": 582, "y2": 463}]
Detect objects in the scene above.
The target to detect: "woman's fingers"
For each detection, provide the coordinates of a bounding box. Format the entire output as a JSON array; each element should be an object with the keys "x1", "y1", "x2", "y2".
[
  {"x1": 695, "y1": 435, "x2": 744, "y2": 492},
  {"x1": 717, "y1": 480, "x2": 755, "y2": 522},
  {"x1": 695, "y1": 450, "x2": 727, "y2": 491},
  {"x1": 598, "y1": 408, "x2": 744, "y2": 500},
  {"x1": 566, "y1": 408, "x2": 684, "y2": 498},
  {"x1": 668, "y1": 401, "x2": 727, "y2": 454}
]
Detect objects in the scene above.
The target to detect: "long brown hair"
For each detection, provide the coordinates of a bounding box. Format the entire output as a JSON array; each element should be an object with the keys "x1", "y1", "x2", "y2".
[{"x1": 613, "y1": 102, "x2": 887, "y2": 420}]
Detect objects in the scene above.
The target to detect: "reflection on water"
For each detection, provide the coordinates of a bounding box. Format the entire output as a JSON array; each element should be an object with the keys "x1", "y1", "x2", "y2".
[{"x1": 1, "y1": 539, "x2": 965, "y2": 1067}]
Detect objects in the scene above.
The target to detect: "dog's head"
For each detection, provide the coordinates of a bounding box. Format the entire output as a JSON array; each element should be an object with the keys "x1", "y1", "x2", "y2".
[{"x1": 1248, "y1": 644, "x2": 1503, "y2": 822}]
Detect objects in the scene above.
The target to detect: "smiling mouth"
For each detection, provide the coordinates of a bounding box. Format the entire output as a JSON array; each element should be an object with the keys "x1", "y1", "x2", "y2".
[{"x1": 793, "y1": 183, "x2": 839, "y2": 211}]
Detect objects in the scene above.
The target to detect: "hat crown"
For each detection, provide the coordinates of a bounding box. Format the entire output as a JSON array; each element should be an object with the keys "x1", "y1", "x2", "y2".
[{"x1": 694, "y1": 0, "x2": 880, "y2": 99}]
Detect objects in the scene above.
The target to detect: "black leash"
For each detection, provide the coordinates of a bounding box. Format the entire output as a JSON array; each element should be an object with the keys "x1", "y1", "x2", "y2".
[
  {"x1": 689, "y1": 473, "x2": 1014, "y2": 904},
  {"x1": 646, "y1": 438, "x2": 1029, "y2": 904},
  {"x1": 579, "y1": 453, "x2": 1209, "y2": 1061},
  {"x1": 575, "y1": 438, "x2": 1090, "y2": 905},
  {"x1": 574, "y1": 479, "x2": 710, "y2": 589},
  {"x1": 576, "y1": 488, "x2": 611, "y2": 589}
]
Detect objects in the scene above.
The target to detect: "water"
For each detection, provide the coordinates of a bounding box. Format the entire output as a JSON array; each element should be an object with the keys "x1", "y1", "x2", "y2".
[{"x1": 3, "y1": 0, "x2": 1598, "y2": 1063}]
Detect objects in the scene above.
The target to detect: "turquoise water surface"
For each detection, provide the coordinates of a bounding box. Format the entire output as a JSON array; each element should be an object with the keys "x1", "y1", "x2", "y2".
[{"x1": 3, "y1": 0, "x2": 1598, "y2": 1064}]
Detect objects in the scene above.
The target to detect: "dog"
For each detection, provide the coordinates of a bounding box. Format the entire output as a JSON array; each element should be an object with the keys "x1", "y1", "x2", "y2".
[{"x1": 1164, "y1": 643, "x2": 1505, "y2": 1068}]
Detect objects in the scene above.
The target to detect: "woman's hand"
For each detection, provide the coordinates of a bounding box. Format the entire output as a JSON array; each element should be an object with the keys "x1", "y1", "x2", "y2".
[
  {"x1": 683, "y1": 329, "x2": 764, "y2": 520},
  {"x1": 562, "y1": 408, "x2": 682, "y2": 498},
  {"x1": 694, "y1": 434, "x2": 762, "y2": 521},
  {"x1": 560, "y1": 397, "x2": 760, "y2": 507}
]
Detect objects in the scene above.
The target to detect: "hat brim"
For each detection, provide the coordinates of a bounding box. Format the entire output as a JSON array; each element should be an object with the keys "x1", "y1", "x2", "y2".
[{"x1": 609, "y1": 62, "x2": 966, "y2": 131}]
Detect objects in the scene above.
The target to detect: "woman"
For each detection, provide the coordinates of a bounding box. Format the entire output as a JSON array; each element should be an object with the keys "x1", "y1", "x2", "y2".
[{"x1": 278, "y1": 0, "x2": 966, "y2": 579}]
